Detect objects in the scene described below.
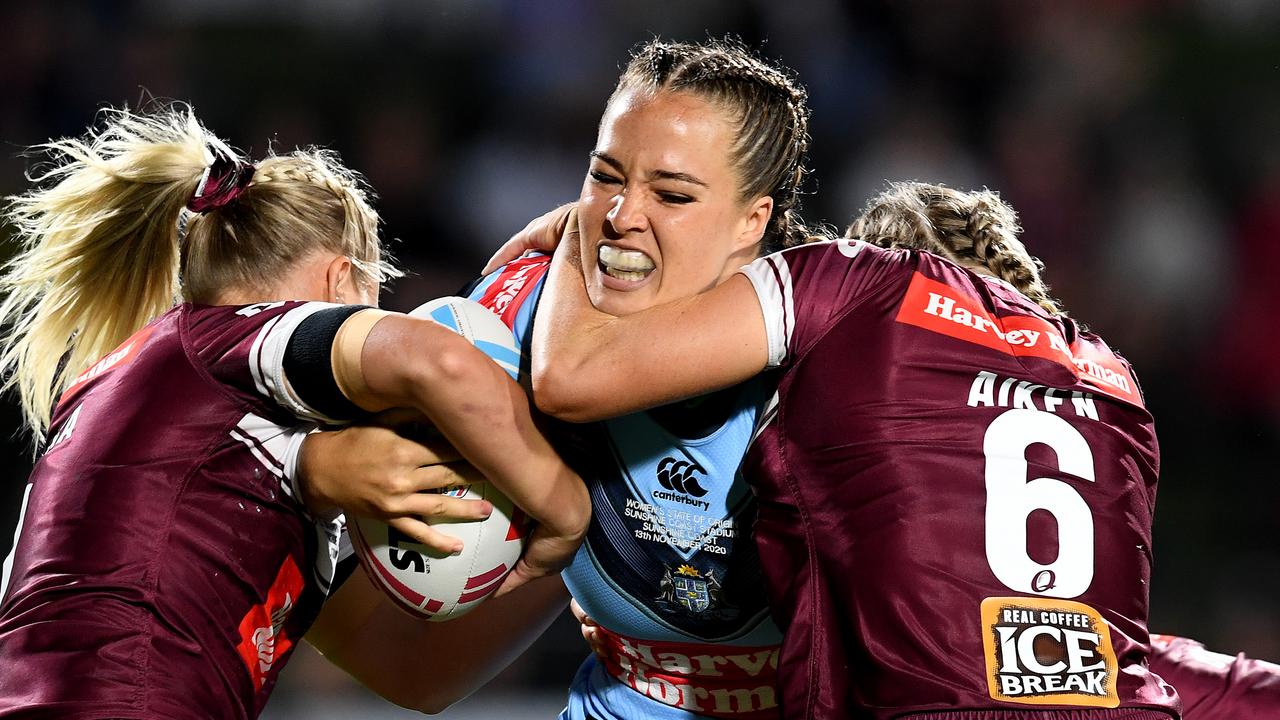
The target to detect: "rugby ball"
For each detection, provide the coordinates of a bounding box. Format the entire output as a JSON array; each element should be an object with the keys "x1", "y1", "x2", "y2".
[{"x1": 349, "y1": 297, "x2": 528, "y2": 621}]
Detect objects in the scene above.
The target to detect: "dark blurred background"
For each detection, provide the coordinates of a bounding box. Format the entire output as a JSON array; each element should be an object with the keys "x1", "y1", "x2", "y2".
[{"x1": 1, "y1": 1, "x2": 1277, "y2": 717}]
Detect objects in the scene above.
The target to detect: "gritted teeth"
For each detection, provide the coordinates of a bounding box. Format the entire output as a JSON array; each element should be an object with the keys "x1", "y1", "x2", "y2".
[{"x1": 598, "y1": 244, "x2": 655, "y2": 281}]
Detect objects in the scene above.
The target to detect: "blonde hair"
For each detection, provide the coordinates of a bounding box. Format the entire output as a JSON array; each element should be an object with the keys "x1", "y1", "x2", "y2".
[
  {"x1": 847, "y1": 182, "x2": 1063, "y2": 315},
  {"x1": 0, "y1": 104, "x2": 399, "y2": 436}
]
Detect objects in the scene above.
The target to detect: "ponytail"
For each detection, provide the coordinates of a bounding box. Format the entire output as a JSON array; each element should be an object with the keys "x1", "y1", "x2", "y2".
[
  {"x1": 0, "y1": 106, "x2": 218, "y2": 435},
  {"x1": 1, "y1": 105, "x2": 399, "y2": 440}
]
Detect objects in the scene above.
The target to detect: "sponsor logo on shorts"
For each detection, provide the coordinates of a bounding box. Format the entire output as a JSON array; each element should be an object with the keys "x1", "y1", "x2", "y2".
[
  {"x1": 981, "y1": 596, "x2": 1119, "y2": 708},
  {"x1": 598, "y1": 628, "x2": 781, "y2": 719}
]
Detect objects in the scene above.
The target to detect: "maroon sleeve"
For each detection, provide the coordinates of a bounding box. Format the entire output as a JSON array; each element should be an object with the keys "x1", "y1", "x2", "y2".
[
  {"x1": 739, "y1": 239, "x2": 914, "y2": 367},
  {"x1": 185, "y1": 301, "x2": 353, "y2": 423},
  {"x1": 1149, "y1": 635, "x2": 1280, "y2": 719}
]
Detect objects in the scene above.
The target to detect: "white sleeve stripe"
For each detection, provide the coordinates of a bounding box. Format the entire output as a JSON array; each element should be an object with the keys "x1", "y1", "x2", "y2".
[
  {"x1": 0, "y1": 484, "x2": 32, "y2": 601},
  {"x1": 255, "y1": 302, "x2": 343, "y2": 424},
  {"x1": 230, "y1": 428, "x2": 284, "y2": 479},
  {"x1": 774, "y1": 254, "x2": 796, "y2": 357},
  {"x1": 248, "y1": 315, "x2": 281, "y2": 398},
  {"x1": 738, "y1": 255, "x2": 792, "y2": 367}
]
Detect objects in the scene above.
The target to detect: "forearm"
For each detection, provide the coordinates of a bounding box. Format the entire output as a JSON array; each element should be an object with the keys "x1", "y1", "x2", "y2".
[
  {"x1": 532, "y1": 237, "x2": 770, "y2": 421},
  {"x1": 404, "y1": 349, "x2": 586, "y2": 533},
  {"x1": 312, "y1": 569, "x2": 569, "y2": 713},
  {"x1": 360, "y1": 316, "x2": 587, "y2": 536}
]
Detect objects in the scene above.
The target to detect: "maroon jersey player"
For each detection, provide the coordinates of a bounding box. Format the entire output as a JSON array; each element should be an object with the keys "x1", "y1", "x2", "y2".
[
  {"x1": 532, "y1": 183, "x2": 1185, "y2": 719},
  {"x1": 1148, "y1": 635, "x2": 1280, "y2": 719},
  {"x1": 0, "y1": 107, "x2": 586, "y2": 719}
]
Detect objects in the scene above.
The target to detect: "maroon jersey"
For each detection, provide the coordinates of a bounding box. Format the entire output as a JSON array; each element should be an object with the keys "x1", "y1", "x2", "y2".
[
  {"x1": 0, "y1": 302, "x2": 357, "y2": 719},
  {"x1": 1149, "y1": 635, "x2": 1280, "y2": 719},
  {"x1": 739, "y1": 240, "x2": 1179, "y2": 719}
]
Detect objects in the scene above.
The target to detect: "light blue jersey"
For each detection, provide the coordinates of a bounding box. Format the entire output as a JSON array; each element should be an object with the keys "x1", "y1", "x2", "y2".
[{"x1": 468, "y1": 256, "x2": 783, "y2": 720}]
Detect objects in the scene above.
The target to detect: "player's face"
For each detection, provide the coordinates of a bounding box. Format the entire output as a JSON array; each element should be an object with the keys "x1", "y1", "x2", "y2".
[{"x1": 578, "y1": 89, "x2": 769, "y2": 317}]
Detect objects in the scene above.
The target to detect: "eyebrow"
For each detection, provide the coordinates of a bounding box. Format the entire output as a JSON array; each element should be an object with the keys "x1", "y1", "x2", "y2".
[{"x1": 590, "y1": 150, "x2": 709, "y2": 188}]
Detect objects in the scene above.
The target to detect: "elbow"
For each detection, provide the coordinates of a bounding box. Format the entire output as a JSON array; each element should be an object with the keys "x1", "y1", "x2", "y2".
[
  {"x1": 412, "y1": 332, "x2": 496, "y2": 400},
  {"x1": 531, "y1": 361, "x2": 597, "y2": 423},
  {"x1": 367, "y1": 678, "x2": 465, "y2": 716},
  {"x1": 407, "y1": 692, "x2": 461, "y2": 716}
]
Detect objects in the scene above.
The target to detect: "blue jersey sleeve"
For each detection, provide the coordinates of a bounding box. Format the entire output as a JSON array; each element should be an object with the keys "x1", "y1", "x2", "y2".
[{"x1": 464, "y1": 253, "x2": 551, "y2": 363}]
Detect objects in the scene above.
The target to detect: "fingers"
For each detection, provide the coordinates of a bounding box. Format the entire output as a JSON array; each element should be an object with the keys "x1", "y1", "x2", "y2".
[
  {"x1": 408, "y1": 462, "x2": 483, "y2": 492},
  {"x1": 583, "y1": 622, "x2": 608, "y2": 660},
  {"x1": 483, "y1": 236, "x2": 533, "y2": 275},
  {"x1": 513, "y1": 523, "x2": 582, "y2": 584},
  {"x1": 492, "y1": 559, "x2": 537, "y2": 598},
  {"x1": 386, "y1": 516, "x2": 463, "y2": 556},
  {"x1": 569, "y1": 598, "x2": 608, "y2": 659},
  {"x1": 377, "y1": 430, "x2": 462, "y2": 469},
  {"x1": 569, "y1": 597, "x2": 591, "y2": 624},
  {"x1": 483, "y1": 203, "x2": 577, "y2": 274},
  {"x1": 400, "y1": 491, "x2": 493, "y2": 524}
]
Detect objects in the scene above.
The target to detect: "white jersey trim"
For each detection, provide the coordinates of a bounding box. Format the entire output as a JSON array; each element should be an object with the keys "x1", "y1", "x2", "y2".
[
  {"x1": 248, "y1": 301, "x2": 342, "y2": 424},
  {"x1": 0, "y1": 484, "x2": 33, "y2": 602},
  {"x1": 739, "y1": 254, "x2": 794, "y2": 368}
]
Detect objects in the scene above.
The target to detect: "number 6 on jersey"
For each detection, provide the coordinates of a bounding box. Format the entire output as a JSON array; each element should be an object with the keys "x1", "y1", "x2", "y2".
[{"x1": 984, "y1": 408, "x2": 1096, "y2": 598}]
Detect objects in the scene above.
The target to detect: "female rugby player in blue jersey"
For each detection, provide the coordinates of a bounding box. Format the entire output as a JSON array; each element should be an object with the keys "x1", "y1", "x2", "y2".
[
  {"x1": 308, "y1": 38, "x2": 822, "y2": 720},
  {"x1": 0, "y1": 106, "x2": 587, "y2": 719}
]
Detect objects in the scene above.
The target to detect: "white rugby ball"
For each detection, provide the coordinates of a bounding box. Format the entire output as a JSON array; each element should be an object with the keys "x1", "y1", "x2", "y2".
[{"x1": 350, "y1": 297, "x2": 528, "y2": 621}]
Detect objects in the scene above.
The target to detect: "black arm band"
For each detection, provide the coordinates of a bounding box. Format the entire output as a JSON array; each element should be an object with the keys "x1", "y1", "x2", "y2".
[{"x1": 283, "y1": 305, "x2": 370, "y2": 421}]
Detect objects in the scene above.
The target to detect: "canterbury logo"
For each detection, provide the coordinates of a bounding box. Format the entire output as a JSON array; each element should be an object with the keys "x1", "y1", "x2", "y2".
[{"x1": 657, "y1": 457, "x2": 708, "y2": 498}]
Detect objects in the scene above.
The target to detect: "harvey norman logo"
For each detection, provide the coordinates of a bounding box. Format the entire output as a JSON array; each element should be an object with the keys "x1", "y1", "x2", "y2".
[
  {"x1": 600, "y1": 628, "x2": 781, "y2": 719},
  {"x1": 895, "y1": 273, "x2": 1142, "y2": 407}
]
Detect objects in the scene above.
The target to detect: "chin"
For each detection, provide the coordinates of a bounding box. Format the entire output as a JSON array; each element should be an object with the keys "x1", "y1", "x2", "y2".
[{"x1": 587, "y1": 285, "x2": 649, "y2": 318}]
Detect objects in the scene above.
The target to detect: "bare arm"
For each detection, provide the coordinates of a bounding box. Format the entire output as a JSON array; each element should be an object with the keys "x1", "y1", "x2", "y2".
[
  {"x1": 531, "y1": 218, "x2": 770, "y2": 423},
  {"x1": 307, "y1": 566, "x2": 569, "y2": 714},
  {"x1": 338, "y1": 312, "x2": 589, "y2": 586}
]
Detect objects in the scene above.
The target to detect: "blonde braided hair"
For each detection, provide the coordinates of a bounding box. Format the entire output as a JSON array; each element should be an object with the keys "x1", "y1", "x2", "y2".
[
  {"x1": 846, "y1": 182, "x2": 1064, "y2": 315},
  {"x1": 615, "y1": 38, "x2": 828, "y2": 255}
]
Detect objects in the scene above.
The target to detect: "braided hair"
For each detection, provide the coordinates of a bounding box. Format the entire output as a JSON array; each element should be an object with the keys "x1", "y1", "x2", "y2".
[
  {"x1": 846, "y1": 182, "x2": 1064, "y2": 315},
  {"x1": 614, "y1": 38, "x2": 825, "y2": 254},
  {"x1": 183, "y1": 149, "x2": 400, "y2": 302}
]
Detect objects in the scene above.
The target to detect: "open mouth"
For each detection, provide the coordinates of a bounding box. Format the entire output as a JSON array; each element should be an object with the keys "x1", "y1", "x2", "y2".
[{"x1": 597, "y1": 244, "x2": 656, "y2": 283}]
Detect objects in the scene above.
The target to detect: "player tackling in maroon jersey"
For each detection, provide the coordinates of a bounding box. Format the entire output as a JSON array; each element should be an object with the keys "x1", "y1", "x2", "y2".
[
  {"x1": 0, "y1": 106, "x2": 588, "y2": 718},
  {"x1": 530, "y1": 183, "x2": 1188, "y2": 719}
]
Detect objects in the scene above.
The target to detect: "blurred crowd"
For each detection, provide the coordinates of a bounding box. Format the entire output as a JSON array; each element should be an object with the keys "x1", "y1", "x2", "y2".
[{"x1": 1, "y1": 1, "x2": 1277, "y2": 717}]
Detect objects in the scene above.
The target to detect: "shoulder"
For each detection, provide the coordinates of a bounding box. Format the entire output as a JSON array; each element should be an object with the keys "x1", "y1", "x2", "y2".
[
  {"x1": 468, "y1": 254, "x2": 550, "y2": 320},
  {"x1": 465, "y1": 253, "x2": 550, "y2": 348},
  {"x1": 741, "y1": 241, "x2": 916, "y2": 367}
]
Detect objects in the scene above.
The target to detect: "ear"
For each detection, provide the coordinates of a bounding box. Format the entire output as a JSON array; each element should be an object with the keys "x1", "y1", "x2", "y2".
[
  {"x1": 735, "y1": 195, "x2": 774, "y2": 253},
  {"x1": 324, "y1": 255, "x2": 355, "y2": 304}
]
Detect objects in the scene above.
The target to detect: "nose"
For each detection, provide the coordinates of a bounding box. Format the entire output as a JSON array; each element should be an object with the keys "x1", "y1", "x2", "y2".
[{"x1": 605, "y1": 191, "x2": 648, "y2": 238}]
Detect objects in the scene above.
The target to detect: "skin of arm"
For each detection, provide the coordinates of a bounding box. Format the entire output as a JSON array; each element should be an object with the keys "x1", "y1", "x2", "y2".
[
  {"x1": 349, "y1": 313, "x2": 590, "y2": 587},
  {"x1": 298, "y1": 421, "x2": 498, "y2": 554},
  {"x1": 307, "y1": 566, "x2": 569, "y2": 714},
  {"x1": 531, "y1": 219, "x2": 771, "y2": 423},
  {"x1": 300, "y1": 315, "x2": 583, "y2": 712}
]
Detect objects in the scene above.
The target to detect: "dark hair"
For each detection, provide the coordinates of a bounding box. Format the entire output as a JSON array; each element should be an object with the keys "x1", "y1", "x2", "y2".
[{"x1": 613, "y1": 38, "x2": 826, "y2": 254}]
